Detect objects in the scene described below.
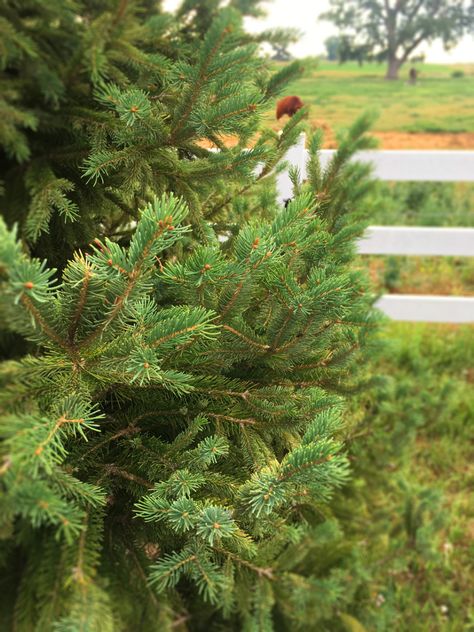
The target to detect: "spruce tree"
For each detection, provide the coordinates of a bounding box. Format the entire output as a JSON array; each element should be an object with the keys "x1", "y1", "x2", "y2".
[
  {"x1": 0, "y1": 121, "x2": 379, "y2": 630},
  {"x1": 0, "y1": 1, "x2": 380, "y2": 630}
]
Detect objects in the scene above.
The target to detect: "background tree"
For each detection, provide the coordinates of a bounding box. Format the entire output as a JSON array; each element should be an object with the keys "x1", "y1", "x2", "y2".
[
  {"x1": 269, "y1": 29, "x2": 301, "y2": 61},
  {"x1": 321, "y1": 0, "x2": 474, "y2": 79},
  {"x1": 324, "y1": 35, "x2": 342, "y2": 61},
  {"x1": 334, "y1": 35, "x2": 372, "y2": 66}
]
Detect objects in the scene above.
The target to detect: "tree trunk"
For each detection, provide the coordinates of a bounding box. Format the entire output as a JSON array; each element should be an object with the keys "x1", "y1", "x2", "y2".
[{"x1": 385, "y1": 57, "x2": 401, "y2": 80}]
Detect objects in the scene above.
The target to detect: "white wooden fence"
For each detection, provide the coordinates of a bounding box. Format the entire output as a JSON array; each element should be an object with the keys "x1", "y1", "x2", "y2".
[{"x1": 277, "y1": 135, "x2": 474, "y2": 323}]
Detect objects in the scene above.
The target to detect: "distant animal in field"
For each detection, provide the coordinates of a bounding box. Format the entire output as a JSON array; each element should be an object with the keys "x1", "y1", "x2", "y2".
[
  {"x1": 276, "y1": 95, "x2": 304, "y2": 120},
  {"x1": 409, "y1": 68, "x2": 418, "y2": 85}
]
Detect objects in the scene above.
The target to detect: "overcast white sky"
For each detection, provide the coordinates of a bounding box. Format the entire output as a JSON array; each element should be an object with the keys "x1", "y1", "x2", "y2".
[{"x1": 163, "y1": 0, "x2": 473, "y2": 62}]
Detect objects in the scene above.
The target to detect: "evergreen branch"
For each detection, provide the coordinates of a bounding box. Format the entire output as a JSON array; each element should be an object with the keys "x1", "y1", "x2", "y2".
[
  {"x1": 268, "y1": 308, "x2": 294, "y2": 352},
  {"x1": 171, "y1": 615, "x2": 191, "y2": 629},
  {"x1": 193, "y1": 555, "x2": 222, "y2": 601},
  {"x1": 170, "y1": 22, "x2": 230, "y2": 142},
  {"x1": 271, "y1": 380, "x2": 325, "y2": 389},
  {"x1": 219, "y1": 246, "x2": 271, "y2": 319},
  {"x1": 220, "y1": 273, "x2": 249, "y2": 318},
  {"x1": 67, "y1": 260, "x2": 92, "y2": 344},
  {"x1": 151, "y1": 324, "x2": 208, "y2": 349},
  {"x1": 271, "y1": 318, "x2": 318, "y2": 354},
  {"x1": 34, "y1": 498, "x2": 82, "y2": 539},
  {"x1": 194, "y1": 387, "x2": 252, "y2": 401},
  {"x1": 81, "y1": 424, "x2": 140, "y2": 459},
  {"x1": 271, "y1": 290, "x2": 347, "y2": 354},
  {"x1": 126, "y1": 545, "x2": 162, "y2": 613},
  {"x1": 45, "y1": 545, "x2": 68, "y2": 625},
  {"x1": 102, "y1": 464, "x2": 153, "y2": 489},
  {"x1": 214, "y1": 547, "x2": 274, "y2": 579},
  {"x1": 85, "y1": 265, "x2": 148, "y2": 343},
  {"x1": 0, "y1": 456, "x2": 12, "y2": 476},
  {"x1": 207, "y1": 413, "x2": 256, "y2": 426},
  {"x1": 200, "y1": 102, "x2": 259, "y2": 129},
  {"x1": 203, "y1": 162, "x2": 273, "y2": 221},
  {"x1": 20, "y1": 294, "x2": 70, "y2": 351},
  {"x1": 222, "y1": 325, "x2": 270, "y2": 350},
  {"x1": 149, "y1": 551, "x2": 198, "y2": 590},
  {"x1": 50, "y1": 468, "x2": 106, "y2": 509},
  {"x1": 78, "y1": 196, "x2": 187, "y2": 350},
  {"x1": 292, "y1": 357, "x2": 334, "y2": 371},
  {"x1": 205, "y1": 49, "x2": 257, "y2": 82},
  {"x1": 74, "y1": 512, "x2": 91, "y2": 586},
  {"x1": 264, "y1": 60, "x2": 304, "y2": 99},
  {"x1": 33, "y1": 415, "x2": 87, "y2": 459},
  {"x1": 113, "y1": 0, "x2": 129, "y2": 26},
  {"x1": 82, "y1": 149, "x2": 131, "y2": 184},
  {"x1": 277, "y1": 456, "x2": 332, "y2": 484}
]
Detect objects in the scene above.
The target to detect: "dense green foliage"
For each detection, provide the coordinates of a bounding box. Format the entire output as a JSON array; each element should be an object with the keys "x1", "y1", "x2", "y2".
[
  {"x1": 0, "y1": 2, "x2": 384, "y2": 630},
  {"x1": 3, "y1": 2, "x2": 470, "y2": 630},
  {"x1": 0, "y1": 0, "x2": 304, "y2": 270},
  {"x1": 0, "y1": 125, "x2": 379, "y2": 629}
]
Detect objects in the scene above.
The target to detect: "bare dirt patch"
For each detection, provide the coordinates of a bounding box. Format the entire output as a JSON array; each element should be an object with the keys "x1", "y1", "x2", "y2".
[
  {"x1": 372, "y1": 131, "x2": 474, "y2": 150},
  {"x1": 199, "y1": 127, "x2": 474, "y2": 151},
  {"x1": 307, "y1": 121, "x2": 474, "y2": 150}
]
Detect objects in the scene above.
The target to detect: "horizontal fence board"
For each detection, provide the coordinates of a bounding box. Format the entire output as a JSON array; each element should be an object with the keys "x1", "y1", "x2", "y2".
[
  {"x1": 358, "y1": 226, "x2": 474, "y2": 256},
  {"x1": 318, "y1": 149, "x2": 474, "y2": 182},
  {"x1": 375, "y1": 295, "x2": 474, "y2": 323},
  {"x1": 275, "y1": 137, "x2": 474, "y2": 205}
]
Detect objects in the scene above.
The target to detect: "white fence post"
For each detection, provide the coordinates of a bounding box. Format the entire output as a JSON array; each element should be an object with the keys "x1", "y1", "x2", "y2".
[{"x1": 276, "y1": 133, "x2": 307, "y2": 206}]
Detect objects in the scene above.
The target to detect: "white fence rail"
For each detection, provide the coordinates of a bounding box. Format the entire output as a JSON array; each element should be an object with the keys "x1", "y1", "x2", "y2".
[
  {"x1": 358, "y1": 226, "x2": 474, "y2": 257},
  {"x1": 376, "y1": 295, "x2": 474, "y2": 324},
  {"x1": 277, "y1": 135, "x2": 474, "y2": 323},
  {"x1": 318, "y1": 149, "x2": 474, "y2": 182}
]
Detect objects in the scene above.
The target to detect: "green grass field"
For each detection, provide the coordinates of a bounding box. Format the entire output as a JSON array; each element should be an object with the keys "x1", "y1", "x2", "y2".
[
  {"x1": 266, "y1": 61, "x2": 474, "y2": 137},
  {"x1": 344, "y1": 323, "x2": 474, "y2": 631}
]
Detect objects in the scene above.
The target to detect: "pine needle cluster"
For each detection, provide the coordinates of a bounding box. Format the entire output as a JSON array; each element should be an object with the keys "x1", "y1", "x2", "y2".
[{"x1": 0, "y1": 0, "x2": 304, "y2": 268}]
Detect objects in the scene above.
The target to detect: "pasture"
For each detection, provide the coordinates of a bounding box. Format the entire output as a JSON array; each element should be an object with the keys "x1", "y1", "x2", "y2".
[{"x1": 266, "y1": 61, "x2": 474, "y2": 148}]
